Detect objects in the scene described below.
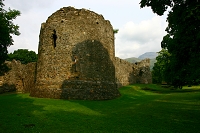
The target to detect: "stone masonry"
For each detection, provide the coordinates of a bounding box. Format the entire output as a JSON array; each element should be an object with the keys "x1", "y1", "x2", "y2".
[
  {"x1": 0, "y1": 58, "x2": 152, "y2": 94},
  {"x1": 0, "y1": 60, "x2": 36, "y2": 94},
  {"x1": 30, "y1": 7, "x2": 120, "y2": 100},
  {"x1": 0, "y1": 7, "x2": 152, "y2": 99},
  {"x1": 115, "y1": 58, "x2": 152, "y2": 88}
]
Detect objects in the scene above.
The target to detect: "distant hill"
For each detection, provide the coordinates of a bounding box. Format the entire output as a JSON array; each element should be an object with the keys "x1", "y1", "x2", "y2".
[
  {"x1": 124, "y1": 52, "x2": 158, "y2": 70},
  {"x1": 138, "y1": 52, "x2": 158, "y2": 59},
  {"x1": 124, "y1": 57, "x2": 141, "y2": 63}
]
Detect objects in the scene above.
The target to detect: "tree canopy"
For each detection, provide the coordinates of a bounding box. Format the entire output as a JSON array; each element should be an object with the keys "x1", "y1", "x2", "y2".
[
  {"x1": 0, "y1": 0, "x2": 20, "y2": 75},
  {"x1": 140, "y1": 0, "x2": 200, "y2": 88},
  {"x1": 152, "y1": 49, "x2": 170, "y2": 84},
  {"x1": 7, "y1": 49, "x2": 37, "y2": 64}
]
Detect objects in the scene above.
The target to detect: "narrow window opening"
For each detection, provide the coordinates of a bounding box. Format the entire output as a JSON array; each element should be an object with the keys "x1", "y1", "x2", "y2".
[
  {"x1": 139, "y1": 69, "x2": 143, "y2": 76},
  {"x1": 52, "y1": 29, "x2": 57, "y2": 48},
  {"x1": 96, "y1": 22, "x2": 99, "y2": 24}
]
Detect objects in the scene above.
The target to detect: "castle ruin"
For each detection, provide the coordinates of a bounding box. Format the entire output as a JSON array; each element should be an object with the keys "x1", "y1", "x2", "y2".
[
  {"x1": 0, "y1": 7, "x2": 152, "y2": 100},
  {"x1": 30, "y1": 7, "x2": 120, "y2": 100}
]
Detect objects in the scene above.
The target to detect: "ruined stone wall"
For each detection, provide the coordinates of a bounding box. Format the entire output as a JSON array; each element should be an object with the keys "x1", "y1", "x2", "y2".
[
  {"x1": 0, "y1": 60, "x2": 36, "y2": 94},
  {"x1": 23, "y1": 62, "x2": 37, "y2": 93},
  {"x1": 31, "y1": 7, "x2": 120, "y2": 100},
  {"x1": 115, "y1": 57, "x2": 136, "y2": 88},
  {"x1": 136, "y1": 59, "x2": 152, "y2": 84},
  {"x1": 0, "y1": 57, "x2": 152, "y2": 94},
  {"x1": 0, "y1": 7, "x2": 152, "y2": 98},
  {"x1": 115, "y1": 58, "x2": 152, "y2": 88}
]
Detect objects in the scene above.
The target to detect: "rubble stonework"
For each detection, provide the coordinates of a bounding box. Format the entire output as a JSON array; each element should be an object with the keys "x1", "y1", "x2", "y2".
[
  {"x1": 135, "y1": 59, "x2": 152, "y2": 84},
  {"x1": 30, "y1": 7, "x2": 120, "y2": 100},
  {"x1": 0, "y1": 58, "x2": 152, "y2": 95},
  {"x1": 115, "y1": 58, "x2": 152, "y2": 88},
  {"x1": 0, "y1": 7, "x2": 152, "y2": 99},
  {"x1": 0, "y1": 60, "x2": 36, "y2": 94}
]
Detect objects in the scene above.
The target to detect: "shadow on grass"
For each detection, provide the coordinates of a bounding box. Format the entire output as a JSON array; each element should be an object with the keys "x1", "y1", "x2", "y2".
[
  {"x1": 69, "y1": 85, "x2": 200, "y2": 133},
  {"x1": 143, "y1": 87, "x2": 200, "y2": 93},
  {"x1": 1, "y1": 84, "x2": 200, "y2": 133},
  {"x1": 141, "y1": 85, "x2": 200, "y2": 94},
  {"x1": 0, "y1": 83, "x2": 16, "y2": 94},
  {"x1": 0, "y1": 93, "x2": 45, "y2": 133}
]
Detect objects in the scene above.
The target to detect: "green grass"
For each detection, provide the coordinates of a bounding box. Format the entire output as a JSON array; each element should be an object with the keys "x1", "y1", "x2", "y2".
[{"x1": 0, "y1": 84, "x2": 200, "y2": 133}]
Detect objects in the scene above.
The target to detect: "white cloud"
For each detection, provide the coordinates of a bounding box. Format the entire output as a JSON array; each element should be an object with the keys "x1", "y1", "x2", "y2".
[
  {"x1": 7, "y1": 9, "x2": 47, "y2": 53},
  {"x1": 4, "y1": 0, "x2": 56, "y2": 12},
  {"x1": 4, "y1": 0, "x2": 167, "y2": 58},
  {"x1": 115, "y1": 16, "x2": 167, "y2": 59}
]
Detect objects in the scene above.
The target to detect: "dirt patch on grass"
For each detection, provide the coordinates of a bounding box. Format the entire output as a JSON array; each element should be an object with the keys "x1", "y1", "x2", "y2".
[{"x1": 23, "y1": 124, "x2": 35, "y2": 128}]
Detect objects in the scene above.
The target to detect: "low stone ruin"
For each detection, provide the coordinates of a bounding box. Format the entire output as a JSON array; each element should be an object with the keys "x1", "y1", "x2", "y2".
[
  {"x1": 115, "y1": 58, "x2": 152, "y2": 88},
  {"x1": 0, "y1": 60, "x2": 36, "y2": 94}
]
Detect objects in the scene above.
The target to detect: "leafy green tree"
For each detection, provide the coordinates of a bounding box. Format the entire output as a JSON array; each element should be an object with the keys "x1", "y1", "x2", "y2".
[
  {"x1": 113, "y1": 29, "x2": 119, "y2": 34},
  {"x1": 0, "y1": 0, "x2": 20, "y2": 75},
  {"x1": 152, "y1": 49, "x2": 170, "y2": 84},
  {"x1": 7, "y1": 49, "x2": 37, "y2": 64},
  {"x1": 140, "y1": 0, "x2": 200, "y2": 88}
]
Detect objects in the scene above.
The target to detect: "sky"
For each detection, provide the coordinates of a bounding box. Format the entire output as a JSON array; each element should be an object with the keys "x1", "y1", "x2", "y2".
[{"x1": 4, "y1": 0, "x2": 168, "y2": 59}]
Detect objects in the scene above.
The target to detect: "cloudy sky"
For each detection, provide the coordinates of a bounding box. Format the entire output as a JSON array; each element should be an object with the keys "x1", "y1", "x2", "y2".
[{"x1": 4, "y1": 0, "x2": 168, "y2": 59}]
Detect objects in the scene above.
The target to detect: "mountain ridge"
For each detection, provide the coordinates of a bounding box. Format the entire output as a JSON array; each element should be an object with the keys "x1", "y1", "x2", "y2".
[
  {"x1": 138, "y1": 52, "x2": 158, "y2": 59},
  {"x1": 124, "y1": 52, "x2": 158, "y2": 70}
]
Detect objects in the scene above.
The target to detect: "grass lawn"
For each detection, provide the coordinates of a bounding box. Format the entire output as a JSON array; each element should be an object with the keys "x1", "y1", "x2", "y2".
[{"x1": 0, "y1": 84, "x2": 200, "y2": 133}]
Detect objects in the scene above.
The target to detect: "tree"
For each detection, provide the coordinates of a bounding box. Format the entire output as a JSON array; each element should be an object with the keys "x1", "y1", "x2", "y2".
[
  {"x1": 113, "y1": 29, "x2": 119, "y2": 34},
  {"x1": 152, "y1": 49, "x2": 170, "y2": 84},
  {"x1": 140, "y1": 0, "x2": 200, "y2": 88},
  {"x1": 0, "y1": 0, "x2": 20, "y2": 75},
  {"x1": 7, "y1": 49, "x2": 37, "y2": 64}
]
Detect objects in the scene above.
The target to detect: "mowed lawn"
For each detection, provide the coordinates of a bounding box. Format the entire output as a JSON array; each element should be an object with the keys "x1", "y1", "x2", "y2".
[{"x1": 0, "y1": 84, "x2": 200, "y2": 133}]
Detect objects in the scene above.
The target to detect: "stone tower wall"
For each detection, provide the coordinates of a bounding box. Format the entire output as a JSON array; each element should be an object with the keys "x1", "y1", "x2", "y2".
[
  {"x1": 31, "y1": 7, "x2": 120, "y2": 100},
  {"x1": 0, "y1": 7, "x2": 152, "y2": 99}
]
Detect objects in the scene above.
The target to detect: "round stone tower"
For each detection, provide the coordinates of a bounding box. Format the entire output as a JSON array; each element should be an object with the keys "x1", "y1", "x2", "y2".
[{"x1": 30, "y1": 7, "x2": 120, "y2": 100}]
